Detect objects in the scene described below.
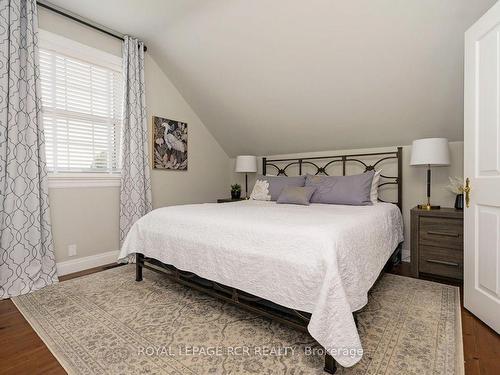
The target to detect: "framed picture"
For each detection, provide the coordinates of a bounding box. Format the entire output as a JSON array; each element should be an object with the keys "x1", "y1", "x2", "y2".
[{"x1": 152, "y1": 116, "x2": 188, "y2": 170}]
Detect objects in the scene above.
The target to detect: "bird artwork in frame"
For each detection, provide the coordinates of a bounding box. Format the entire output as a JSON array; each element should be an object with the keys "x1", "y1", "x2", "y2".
[{"x1": 152, "y1": 116, "x2": 188, "y2": 170}]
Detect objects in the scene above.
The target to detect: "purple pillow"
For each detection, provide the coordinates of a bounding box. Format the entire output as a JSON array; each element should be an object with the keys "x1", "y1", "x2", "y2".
[
  {"x1": 305, "y1": 171, "x2": 375, "y2": 205},
  {"x1": 277, "y1": 186, "x2": 317, "y2": 205},
  {"x1": 255, "y1": 175, "x2": 306, "y2": 201}
]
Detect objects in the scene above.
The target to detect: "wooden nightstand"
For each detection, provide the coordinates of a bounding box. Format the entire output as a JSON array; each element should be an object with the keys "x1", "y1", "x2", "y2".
[
  {"x1": 410, "y1": 207, "x2": 463, "y2": 280},
  {"x1": 217, "y1": 198, "x2": 246, "y2": 203}
]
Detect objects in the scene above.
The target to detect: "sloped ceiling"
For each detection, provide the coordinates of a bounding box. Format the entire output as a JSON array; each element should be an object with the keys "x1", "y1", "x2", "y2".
[{"x1": 46, "y1": 0, "x2": 496, "y2": 156}]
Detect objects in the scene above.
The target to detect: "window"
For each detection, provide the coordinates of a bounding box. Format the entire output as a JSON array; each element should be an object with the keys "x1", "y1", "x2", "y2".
[{"x1": 39, "y1": 30, "x2": 123, "y2": 179}]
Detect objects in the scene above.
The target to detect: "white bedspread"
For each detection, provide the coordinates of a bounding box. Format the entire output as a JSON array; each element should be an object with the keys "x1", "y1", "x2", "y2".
[{"x1": 119, "y1": 200, "x2": 403, "y2": 367}]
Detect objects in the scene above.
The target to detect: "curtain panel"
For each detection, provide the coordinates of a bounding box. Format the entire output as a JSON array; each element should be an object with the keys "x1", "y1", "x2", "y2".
[
  {"x1": 119, "y1": 36, "x2": 152, "y2": 244},
  {"x1": 0, "y1": 0, "x2": 58, "y2": 299}
]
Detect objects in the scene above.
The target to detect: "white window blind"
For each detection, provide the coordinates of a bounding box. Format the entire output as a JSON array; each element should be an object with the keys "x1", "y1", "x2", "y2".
[{"x1": 39, "y1": 36, "x2": 123, "y2": 174}]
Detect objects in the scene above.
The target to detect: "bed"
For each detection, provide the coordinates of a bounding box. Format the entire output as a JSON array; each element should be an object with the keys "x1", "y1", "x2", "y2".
[{"x1": 119, "y1": 148, "x2": 404, "y2": 373}]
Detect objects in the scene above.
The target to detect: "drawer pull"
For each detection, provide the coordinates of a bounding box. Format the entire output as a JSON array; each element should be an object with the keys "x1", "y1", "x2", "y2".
[
  {"x1": 426, "y1": 259, "x2": 460, "y2": 267},
  {"x1": 426, "y1": 231, "x2": 460, "y2": 238}
]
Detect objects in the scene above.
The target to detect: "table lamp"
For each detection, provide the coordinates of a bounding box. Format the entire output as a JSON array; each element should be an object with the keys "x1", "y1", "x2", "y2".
[
  {"x1": 235, "y1": 155, "x2": 257, "y2": 198},
  {"x1": 410, "y1": 138, "x2": 450, "y2": 210}
]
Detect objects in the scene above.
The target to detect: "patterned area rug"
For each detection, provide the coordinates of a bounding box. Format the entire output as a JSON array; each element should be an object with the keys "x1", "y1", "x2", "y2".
[{"x1": 12, "y1": 265, "x2": 463, "y2": 374}]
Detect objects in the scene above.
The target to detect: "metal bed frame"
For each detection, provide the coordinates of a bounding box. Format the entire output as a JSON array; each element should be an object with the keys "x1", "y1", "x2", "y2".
[{"x1": 135, "y1": 147, "x2": 403, "y2": 374}]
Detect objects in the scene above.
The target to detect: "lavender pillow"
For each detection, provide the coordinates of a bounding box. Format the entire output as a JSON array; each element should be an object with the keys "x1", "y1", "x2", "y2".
[
  {"x1": 305, "y1": 171, "x2": 375, "y2": 205},
  {"x1": 254, "y1": 175, "x2": 306, "y2": 201},
  {"x1": 277, "y1": 186, "x2": 317, "y2": 206}
]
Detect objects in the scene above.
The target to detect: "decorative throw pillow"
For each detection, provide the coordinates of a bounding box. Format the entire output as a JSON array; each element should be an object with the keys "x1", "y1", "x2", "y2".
[
  {"x1": 250, "y1": 179, "x2": 272, "y2": 201},
  {"x1": 277, "y1": 186, "x2": 317, "y2": 206},
  {"x1": 253, "y1": 175, "x2": 306, "y2": 201},
  {"x1": 305, "y1": 171, "x2": 375, "y2": 205},
  {"x1": 370, "y1": 169, "x2": 381, "y2": 204}
]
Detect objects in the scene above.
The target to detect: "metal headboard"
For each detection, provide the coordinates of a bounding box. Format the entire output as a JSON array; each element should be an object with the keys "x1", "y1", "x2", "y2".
[{"x1": 263, "y1": 147, "x2": 403, "y2": 211}]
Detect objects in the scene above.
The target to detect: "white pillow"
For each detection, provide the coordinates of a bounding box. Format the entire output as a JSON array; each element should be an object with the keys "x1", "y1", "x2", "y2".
[
  {"x1": 370, "y1": 170, "x2": 381, "y2": 204},
  {"x1": 250, "y1": 180, "x2": 271, "y2": 201}
]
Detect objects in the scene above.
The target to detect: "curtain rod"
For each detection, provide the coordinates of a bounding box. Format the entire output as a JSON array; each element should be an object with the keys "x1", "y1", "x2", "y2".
[{"x1": 36, "y1": 0, "x2": 148, "y2": 52}]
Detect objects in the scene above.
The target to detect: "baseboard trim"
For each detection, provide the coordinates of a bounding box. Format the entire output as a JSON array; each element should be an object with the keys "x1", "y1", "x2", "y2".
[{"x1": 56, "y1": 250, "x2": 120, "y2": 276}]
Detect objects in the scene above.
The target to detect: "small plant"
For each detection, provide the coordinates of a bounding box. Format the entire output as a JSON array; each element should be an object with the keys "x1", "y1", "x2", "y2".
[
  {"x1": 230, "y1": 184, "x2": 242, "y2": 199},
  {"x1": 446, "y1": 176, "x2": 464, "y2": 194}
]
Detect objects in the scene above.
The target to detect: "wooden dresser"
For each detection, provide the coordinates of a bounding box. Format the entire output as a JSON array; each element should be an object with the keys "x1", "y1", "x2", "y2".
[{"x1": 410, "y1": 207, "x2": 464, "y2": 280}]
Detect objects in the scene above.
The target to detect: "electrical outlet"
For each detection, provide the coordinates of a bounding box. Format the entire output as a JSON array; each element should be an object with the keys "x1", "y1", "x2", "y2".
[{"x1": 68, "y1": 244, "x2": 77, "y2": 257}]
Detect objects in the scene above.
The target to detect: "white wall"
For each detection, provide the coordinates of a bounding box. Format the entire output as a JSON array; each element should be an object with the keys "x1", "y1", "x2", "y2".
[
  {"x1": 36, "y1": 6, "x2": 466, "y2": 269},
  {"x1": 39, "y1": 7, "x2": 230, "y2": 265},
  {"x1": 230, "y1": 142, "x2": 464, "y2": 260},
  {"x1": 39, "y1": 0, "x2": 493, "y2": 157}
]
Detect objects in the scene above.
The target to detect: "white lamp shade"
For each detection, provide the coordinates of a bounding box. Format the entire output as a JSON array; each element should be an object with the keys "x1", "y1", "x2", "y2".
[
  {"x1": 235, "y1": 155, "x2": 257, "y2": 172},
  {"x1": 410, "y1": 138, "x2": 450, "y2": 166}
]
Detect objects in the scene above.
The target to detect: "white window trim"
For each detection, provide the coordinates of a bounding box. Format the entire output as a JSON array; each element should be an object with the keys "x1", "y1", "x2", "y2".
[
  {"x1": 39, "y1": 29, "x2": 123, "y2": 188},
  {"x1": 39, "y1": 29, "x2": 122, "y2": 72},
  {"x1": 48, "y1": 173, "x2": 121, "y2": 188}
]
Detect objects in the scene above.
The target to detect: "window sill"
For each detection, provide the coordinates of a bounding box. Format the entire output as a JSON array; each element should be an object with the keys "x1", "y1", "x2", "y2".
[{"x1": 48, "y1": 173, "x2": 121, "y2": 188}]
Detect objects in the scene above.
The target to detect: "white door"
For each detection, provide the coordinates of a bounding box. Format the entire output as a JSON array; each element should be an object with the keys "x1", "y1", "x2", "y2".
[{"x1": 464, "y1": 1, "x2": 500, "y2": 334}]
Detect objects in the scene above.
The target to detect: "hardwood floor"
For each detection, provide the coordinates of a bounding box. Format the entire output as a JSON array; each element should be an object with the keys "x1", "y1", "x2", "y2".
[
  {"x1": 0, "y1": 264, "x2": 122, "y2": 375},
  {"x1": 0, "y1": 262, "x2": 498, "y2": 375}
]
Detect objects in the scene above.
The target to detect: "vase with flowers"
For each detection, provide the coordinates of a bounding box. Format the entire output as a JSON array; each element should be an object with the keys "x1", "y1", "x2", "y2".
[{"x1": 447, "y1": 176, "x2": 464, "y2": 209}]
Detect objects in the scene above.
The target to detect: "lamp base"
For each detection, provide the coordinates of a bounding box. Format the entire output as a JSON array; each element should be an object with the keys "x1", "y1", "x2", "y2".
[{"x1": 417, "y1": 204, "x2": 441, "y2": 210}]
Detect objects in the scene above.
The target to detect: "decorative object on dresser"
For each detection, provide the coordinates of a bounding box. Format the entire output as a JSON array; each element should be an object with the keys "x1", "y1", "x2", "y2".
[
  {"x1": 410, "y1": 138, "x2": 450, "y2": 210},
  {"x1": 235, "y1": 155, "x2": 257, "y2": 198},
  {"x1": 446, "y1": 176, "x2": 465, "y2": 210},
  {"x1": 152, "y1": 116, "x2": 188, "y2": 170},
  {"x1": 411, "y1": 207, "x2": 463, "y2": 280},
  {"x1": 230, "y1": 184, "x2": 242, "y2": 199},
  {"x1": 454, "y1": 193, "x2": 464, "y2": 210}
]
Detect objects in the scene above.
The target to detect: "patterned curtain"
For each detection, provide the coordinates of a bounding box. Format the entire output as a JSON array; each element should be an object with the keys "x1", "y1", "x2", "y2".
[
  {"x1": 0, "y1": 0, "x2": 58, "y2": 299},
  {"x1": 120, "y1": 36, "x2": 152, "y2": 244}
]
